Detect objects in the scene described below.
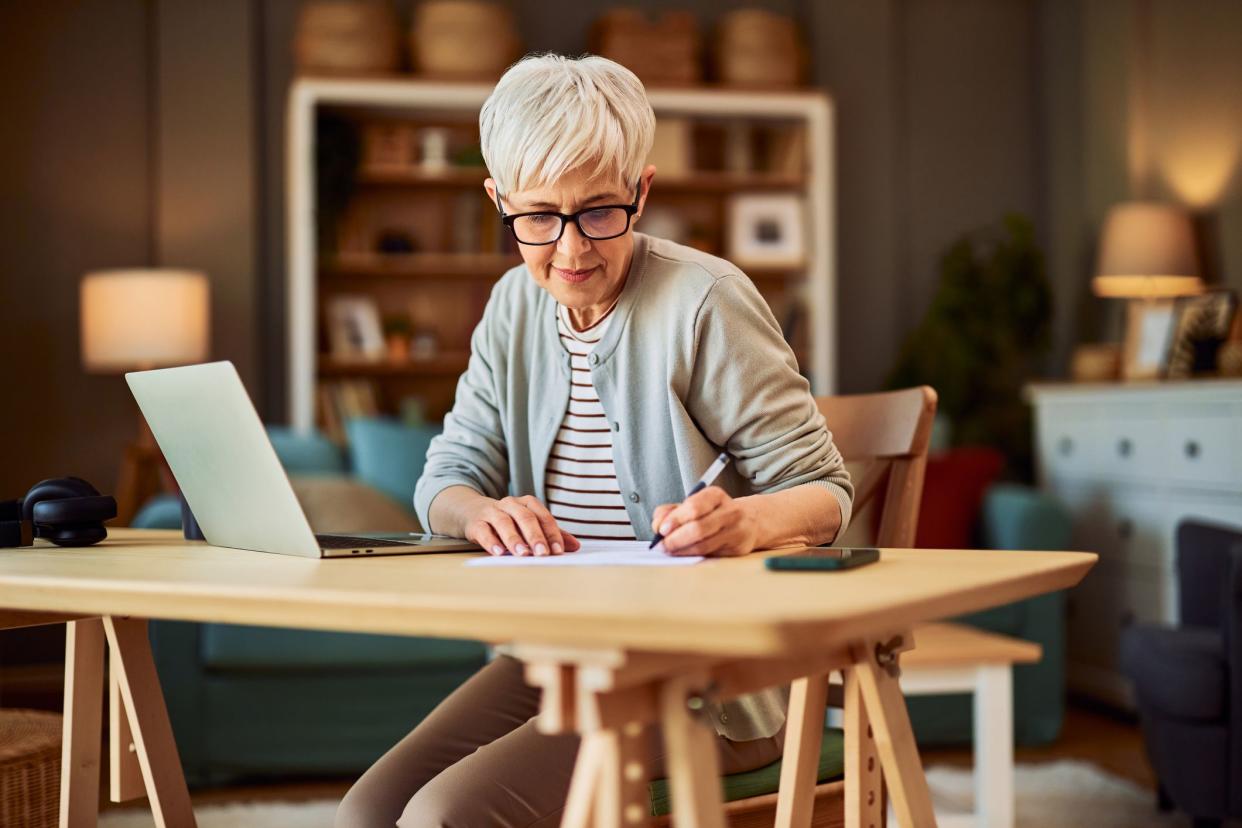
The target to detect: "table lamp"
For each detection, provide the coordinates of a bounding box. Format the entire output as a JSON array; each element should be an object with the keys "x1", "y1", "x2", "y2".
[
  {"x1": 1092, "y1": 202, "x2": 1203, "y2": 380},
  {"x1": 80, "y1": 269, "x2": 210, "y2": 523}
]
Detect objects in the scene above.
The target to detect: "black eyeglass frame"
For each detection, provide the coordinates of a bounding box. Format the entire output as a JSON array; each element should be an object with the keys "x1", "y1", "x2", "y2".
[{"x1": 495, "y1": 179, "x2": 644, "y2": 245}]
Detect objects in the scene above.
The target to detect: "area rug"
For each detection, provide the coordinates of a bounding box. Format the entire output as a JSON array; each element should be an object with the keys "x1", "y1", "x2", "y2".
[
  {"x1": 923, "y1": 759, "x2": 1181, "y2": 828},
  {"x1": 98, "y1": 760, "x2": 1174, "y2": 828}
]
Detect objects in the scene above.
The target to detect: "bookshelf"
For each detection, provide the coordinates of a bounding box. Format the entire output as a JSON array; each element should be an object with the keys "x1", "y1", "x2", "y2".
[{"x1": 286, "y1": 77, "x2": 836, "y2": 433}]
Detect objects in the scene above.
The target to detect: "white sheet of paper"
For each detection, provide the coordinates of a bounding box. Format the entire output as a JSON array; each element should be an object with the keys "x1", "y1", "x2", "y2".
[{"x1": 465, "y1": 539, "x2": 703, "y2": 567}]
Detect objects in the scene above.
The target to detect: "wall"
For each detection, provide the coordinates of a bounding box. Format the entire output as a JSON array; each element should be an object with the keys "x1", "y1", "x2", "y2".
[
  {"x1": 0, "y1": 0, "x2": 152, "y2": 497},
  {"x1": 0, "y1": 0, "x2": 261, "y2": 498}
]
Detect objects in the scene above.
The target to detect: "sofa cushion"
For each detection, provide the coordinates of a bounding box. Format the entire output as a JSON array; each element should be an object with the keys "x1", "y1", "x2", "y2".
[
  {"x1": 201, "y1": 625, "x2": 488, "y2": 672},
  {"x1": 345, "y1": 418, "x2": 440, "y2": 514},
  {"x1": 267, "y1": 426, "x2": 348, "y2": 475},
  {"x1": 649, "y1": 726, "x2": 844, "y2": 816},
  {"x1": 1120, "y1": 624, "x2": 1225, "y2": 721}
]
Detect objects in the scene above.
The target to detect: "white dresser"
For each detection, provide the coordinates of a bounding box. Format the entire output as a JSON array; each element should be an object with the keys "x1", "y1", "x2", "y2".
[{"x1": 1028, "y1": 380, "x2": 1242, "y2": 709}]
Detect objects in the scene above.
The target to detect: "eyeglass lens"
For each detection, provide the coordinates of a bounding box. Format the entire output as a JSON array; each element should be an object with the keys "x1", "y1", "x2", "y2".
[{"x1": 512, "y1": 207, "x2": 630, "y2": 244}]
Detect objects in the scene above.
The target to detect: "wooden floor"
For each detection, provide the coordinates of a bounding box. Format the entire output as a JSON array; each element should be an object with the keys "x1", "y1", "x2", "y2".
[
  {"x1": 921, "y1": 699, "x2": 1155, "y2": 791},
  {"x1": 97, "y1": 699, "x2": 1154, "y2": 813}
]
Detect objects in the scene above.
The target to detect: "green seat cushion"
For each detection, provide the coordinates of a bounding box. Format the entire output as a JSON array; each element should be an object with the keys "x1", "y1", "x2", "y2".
[
  {"x1": 649, "y1": 727, "x2": 843, "y2": 817},
  {"x1": 200, "y1": 624, "x2": 488, "y2": 672}
]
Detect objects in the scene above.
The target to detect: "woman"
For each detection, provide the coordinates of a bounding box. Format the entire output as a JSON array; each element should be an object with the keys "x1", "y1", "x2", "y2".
[{"x1": 336, "y1": 53, "x2": 852, "y2": 828}]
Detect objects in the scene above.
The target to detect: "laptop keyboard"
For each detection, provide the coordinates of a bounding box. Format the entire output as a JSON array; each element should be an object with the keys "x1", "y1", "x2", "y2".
[{"x1": 315, "y1": 533, "x2": 411, "y2": 550}]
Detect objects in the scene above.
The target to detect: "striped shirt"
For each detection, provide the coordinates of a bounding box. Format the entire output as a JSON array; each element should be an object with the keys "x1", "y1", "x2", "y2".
[{"x1": 546, "y1": 302, "x2": 636, "y2": 541}]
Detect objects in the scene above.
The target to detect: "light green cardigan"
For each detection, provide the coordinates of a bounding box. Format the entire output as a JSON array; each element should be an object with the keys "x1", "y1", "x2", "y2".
[{"x1": 415, "y1": 232, "x2": 853, "y2": 740}]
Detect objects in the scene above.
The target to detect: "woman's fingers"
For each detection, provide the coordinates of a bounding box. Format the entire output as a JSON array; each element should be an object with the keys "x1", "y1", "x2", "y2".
[
  {"x1": 487, "y1": 509, "x2": 530, "y2": 556},
  {"x1": 497, "y1": 497, "x2": 550, "y2": 556},
  {"x1": 519, "y1": 496, "x2": 566, "y2": 555},
  {"x1": 655, "y1": 487, "x2": 726, "y2": 538},
  {"x1": 650, "y1": 503, "x2": 676, "y2": 535},
  {"x1": 661, "y1": 504, "x2": 732, "y2": 556},
  {"x1": 466, "y1": 521, "x2": 506, "y2": 556}
]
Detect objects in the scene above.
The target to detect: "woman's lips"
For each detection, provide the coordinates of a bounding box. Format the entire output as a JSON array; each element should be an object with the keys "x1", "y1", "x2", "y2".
[{"x1": 553, "y1": 266, "x2": 596, "y2": 284}]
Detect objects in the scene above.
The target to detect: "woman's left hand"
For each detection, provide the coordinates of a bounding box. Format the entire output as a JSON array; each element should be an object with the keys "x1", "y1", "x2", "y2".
[{"x1": 650, "y1": 486, "x2": 760, "y2": 557}]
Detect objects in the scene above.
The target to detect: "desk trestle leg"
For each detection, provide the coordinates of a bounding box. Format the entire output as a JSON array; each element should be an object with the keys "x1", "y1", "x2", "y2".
[
  {"x1": 60, "y1": 619, "x2": 106, "y2": 828},
  {"x1": 843, "y1": 667, "x2": 884, "y2": 828},
  {"x1": 851, "y1": 638, "x2": 937, "y2": 828},
  {"x1": 103, "y1": 617, "x2": 197, "y2": 828}
]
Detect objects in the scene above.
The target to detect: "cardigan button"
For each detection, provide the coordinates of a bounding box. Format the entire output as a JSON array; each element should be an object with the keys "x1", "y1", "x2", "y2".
[
  {"x1": 589, "y1": 353, "x2": 600, "y2": 366},
  {"x1": 629, "y1": 492, "x2": 640, "y2": 503},
  {"x1": 612, "y1": 421, "x2": 620, "y2": 432}
]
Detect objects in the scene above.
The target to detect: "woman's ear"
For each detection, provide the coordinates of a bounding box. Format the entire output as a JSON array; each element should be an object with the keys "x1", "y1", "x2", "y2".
[
  {"x1": 637, "y1": 164, "x2": 657, "y2": 218},
  {"x1": 483, "y1": 178, "x2": 500, "y2": 211}
]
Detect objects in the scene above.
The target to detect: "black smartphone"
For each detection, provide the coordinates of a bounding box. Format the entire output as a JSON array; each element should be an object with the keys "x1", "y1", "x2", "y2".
[{"x1": 764, "y1": 547, "x2": 881, "y2": 572}]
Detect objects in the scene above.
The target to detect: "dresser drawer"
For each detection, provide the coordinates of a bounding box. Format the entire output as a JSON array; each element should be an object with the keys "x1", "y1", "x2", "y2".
[
  {"x1": 1167, "y1": 416, "x2": 1238, "y2": 487},
  {"x1": 1097, "y1": 418, "x2": 1166, "y2": 481},
  {"x1": 1037, "y1": 413, "x2": 1098, "y2": 480}
]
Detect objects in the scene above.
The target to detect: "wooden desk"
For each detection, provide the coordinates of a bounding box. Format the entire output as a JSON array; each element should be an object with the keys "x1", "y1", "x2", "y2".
[{"x1": 0, "y1": 530, "x2": 1094, "y2": 828}]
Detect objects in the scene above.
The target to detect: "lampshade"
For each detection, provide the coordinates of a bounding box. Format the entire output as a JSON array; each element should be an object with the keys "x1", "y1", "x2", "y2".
[
  {"x1": 80, "y1": 269, "x2": 210, "y2": 372},
  {"x1": 1093, "y1": 201, "x2": 1204, "y2": 299}
]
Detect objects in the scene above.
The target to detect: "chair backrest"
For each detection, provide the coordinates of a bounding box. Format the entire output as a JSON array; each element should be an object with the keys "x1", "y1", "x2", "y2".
[{"x1": 815, "y1": 386, "x2": 937, "y2": 548}]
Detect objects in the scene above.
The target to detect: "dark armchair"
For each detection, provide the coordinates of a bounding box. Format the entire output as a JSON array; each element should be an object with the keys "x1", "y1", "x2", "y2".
[{"x1": 1120, "y1": 519, "x2": 1242, "y2": 828}]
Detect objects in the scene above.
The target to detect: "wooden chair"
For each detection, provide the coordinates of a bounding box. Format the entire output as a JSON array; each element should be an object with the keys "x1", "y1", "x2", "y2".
[{"x1": 652, "y1": 385, "x2": 937, "y2": 828}]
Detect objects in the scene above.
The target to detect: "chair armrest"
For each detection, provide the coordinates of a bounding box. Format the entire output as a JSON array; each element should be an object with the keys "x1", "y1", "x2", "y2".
[{"x1": 979, "y1": 484, "x2": 1072, "y2": 552}]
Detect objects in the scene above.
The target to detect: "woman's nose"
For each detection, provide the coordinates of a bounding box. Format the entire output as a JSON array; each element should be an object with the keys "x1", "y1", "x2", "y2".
[{"x1": 557, "y1": 220, "x2": 593, "y2": 256}]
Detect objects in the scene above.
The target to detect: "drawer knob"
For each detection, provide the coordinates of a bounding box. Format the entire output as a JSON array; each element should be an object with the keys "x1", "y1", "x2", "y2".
[
  {"x1": 1117, "y1": 518, "x2": 1133, "y2": 540},
  {"x1": 1184, "y1": 440, "x2": 1200, "y2": 459},
  {"x1": 1117, "y1": 438, "x2": 1133, "y2": 458},
  {"x1": 1058, "y1": 437, "x2": 1073, "y2": 457}
]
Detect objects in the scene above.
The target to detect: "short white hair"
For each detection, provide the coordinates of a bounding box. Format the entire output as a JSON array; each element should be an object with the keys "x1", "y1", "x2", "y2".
[{"x1": 480, "y1": 53, "x2": 655, "y2": 196}]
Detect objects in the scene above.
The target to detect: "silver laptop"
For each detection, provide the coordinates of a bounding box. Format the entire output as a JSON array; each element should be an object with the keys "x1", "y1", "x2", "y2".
[{"x1": 125, "y1": 361, "x2": 480, "y2": 558}]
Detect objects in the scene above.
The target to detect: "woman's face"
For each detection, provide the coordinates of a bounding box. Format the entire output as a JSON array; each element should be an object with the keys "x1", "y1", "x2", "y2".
[{"x1": 485, "y1": 164, "x2": 655, "y2": 325}]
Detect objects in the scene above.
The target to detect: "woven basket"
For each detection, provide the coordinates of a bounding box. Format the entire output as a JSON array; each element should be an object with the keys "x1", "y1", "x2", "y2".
[{"x1": 0, "y1": 709, "x2": 62, "y2": 828}]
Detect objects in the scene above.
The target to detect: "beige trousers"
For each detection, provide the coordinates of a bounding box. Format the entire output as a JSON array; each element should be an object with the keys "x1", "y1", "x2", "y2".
[{"x1": 336, "y1": 654, "x2": 785, "y2": 828}]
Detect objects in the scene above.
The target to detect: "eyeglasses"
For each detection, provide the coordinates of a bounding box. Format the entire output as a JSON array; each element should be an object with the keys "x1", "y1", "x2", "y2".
[{"x1": 496, "y1": 180, "x2": 642, "y2": 245}]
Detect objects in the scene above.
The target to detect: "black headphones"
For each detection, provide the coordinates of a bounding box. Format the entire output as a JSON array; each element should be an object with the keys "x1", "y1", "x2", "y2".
[{"x1": 0, "y1": 477, "x2": 117, "y2": 548}]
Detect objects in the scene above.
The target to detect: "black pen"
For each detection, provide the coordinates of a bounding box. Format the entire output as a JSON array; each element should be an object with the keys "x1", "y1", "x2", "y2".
[{"x1": 649, "y1": 452, "x2": 732, "y2": 550}]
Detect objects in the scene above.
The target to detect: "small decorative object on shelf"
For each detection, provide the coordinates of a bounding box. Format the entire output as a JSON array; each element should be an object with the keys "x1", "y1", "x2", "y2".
[
  {"x1": 714, "y1": 9, "x2": 807, "y2": 88},
  {"x1": 1219, "y1": 341, "x2": 1242, "y2": 377},
  {"x1": 325, "y1": 295, "x2": 386, "y2": 362},
  {"x1": 1120, "y1": 299, "x2": 1176, "y2": 380},
  {"x1": 727, "y1": 193, "x2": 805, "y2": 267},
  {"x1": 1069, "y1": 343, "x2": 1121, "y2": 382},
  {"x1": 419, "y1": 127, "x2": 451, "y2": 173},
  {"x1": 376, "y1": 228, "x2": 416, "y2": 255},
  {"x1": 591, "y1": 9, "x2": 702, "y2": 87},
  {"x1": 1165, "y1": 289, "x2": 1237, "y2": 378},
  {"x1": 295, "y1": 1, "x2": 401, "y2": 77},
  {"x1": 410, "y1": 329, "x2": 440, "y2": 360},
  {"x1": 383, "y1": 314, "x2": 412, "y2": 363},
  {"x1": 410, "y1": 0, "x2": 520, "y2": 80},
  {"x1": 647, "y1": 117, "x2": 693, "y2": 179}
]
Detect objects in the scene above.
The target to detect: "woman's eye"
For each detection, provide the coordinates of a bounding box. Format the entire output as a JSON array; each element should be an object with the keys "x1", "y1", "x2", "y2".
[{"x1": 527, "y1": 214, "x2": 556, "y2": 226}]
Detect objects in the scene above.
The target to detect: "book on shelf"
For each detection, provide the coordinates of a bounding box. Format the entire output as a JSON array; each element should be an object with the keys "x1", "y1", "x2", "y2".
[{"x1": 317, "y1": 378, "x2": 381, "y2": 443}]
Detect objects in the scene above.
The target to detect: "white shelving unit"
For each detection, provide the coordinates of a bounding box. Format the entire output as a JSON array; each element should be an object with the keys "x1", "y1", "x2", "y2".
[{"x1": 286, "y1": 77, "x2": 836, "y2": 431}]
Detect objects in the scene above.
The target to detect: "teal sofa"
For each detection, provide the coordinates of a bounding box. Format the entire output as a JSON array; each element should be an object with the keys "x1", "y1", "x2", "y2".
[{"x1": 134, "y1": 420, "x2": 1070, "y2": 784}]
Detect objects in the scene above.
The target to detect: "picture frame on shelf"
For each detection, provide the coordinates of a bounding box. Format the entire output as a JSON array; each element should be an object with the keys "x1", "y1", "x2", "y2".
[
  {"x1": 1165, "y1": 289, "x2": 1238, "y2": 379},
  {"x1": 727, "y1": 193, "x2": 805, "y2": 268},
  {"x1": 1120, "y1": 299, "x2": 1176, "y2": 380},
  {"x1": 325, "y1": 295, "x2": 385, "y2": 362}
]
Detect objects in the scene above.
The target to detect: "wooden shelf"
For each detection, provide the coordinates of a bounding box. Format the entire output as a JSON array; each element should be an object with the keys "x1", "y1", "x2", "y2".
[
  {"x1": 323, "y1": 253, "x2": 520, "y2": 280},
  {"x1": 356, "y1": 167, "x2": 804, "y2": 194},
  {"x1": 319, "y1": 354, "x2": 470, "y2": 377}
]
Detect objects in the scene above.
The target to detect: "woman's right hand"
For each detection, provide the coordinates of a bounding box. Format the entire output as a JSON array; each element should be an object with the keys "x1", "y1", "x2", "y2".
[{"x1": 463, "y1": 495, "x2": 581, "y2": 557}]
